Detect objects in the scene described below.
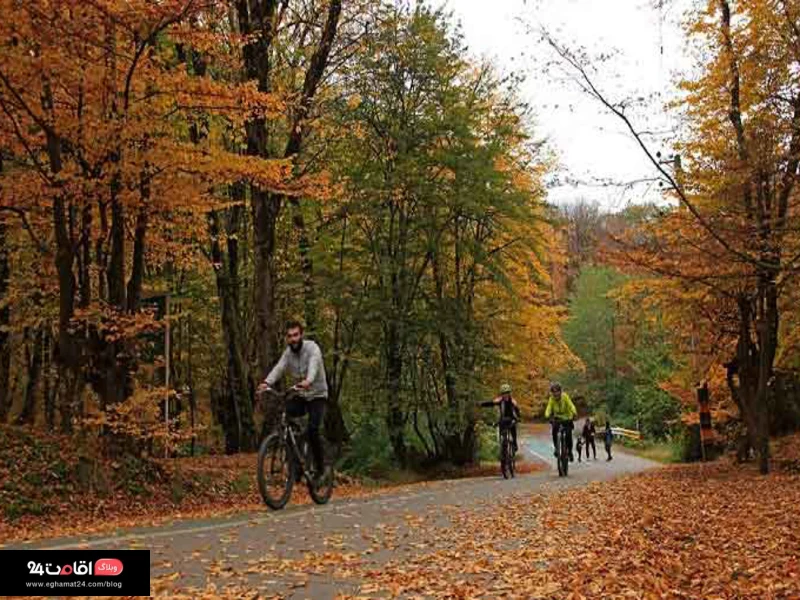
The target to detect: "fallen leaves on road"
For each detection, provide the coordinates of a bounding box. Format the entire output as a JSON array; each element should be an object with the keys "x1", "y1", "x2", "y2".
[{"x1": 151, "y1": 460, "x2": 799, "y2": 599}]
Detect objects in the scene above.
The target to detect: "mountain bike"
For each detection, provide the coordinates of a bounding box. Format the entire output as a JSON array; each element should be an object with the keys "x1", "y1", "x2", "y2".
[
  {"x1": 554, "y1": 418, "x2": 571, "y2": 477},
  {"x1": 499, "y1": 420, "x2": 516, "y2": 479},
  {"x1": 257, "y1": 388, "x2": 334, "y2": 510}
]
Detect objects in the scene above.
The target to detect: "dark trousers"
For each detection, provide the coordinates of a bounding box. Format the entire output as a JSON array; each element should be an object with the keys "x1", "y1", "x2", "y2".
[
  {"x1": 286, "y1": 396, "x2": 327, "y2": 472},
  {"x1": 585, "y1": 436, "x2": 597, "y2": 459},
  {"x1": 551, "y1": 421, "x2": 573, "y2": 454}
]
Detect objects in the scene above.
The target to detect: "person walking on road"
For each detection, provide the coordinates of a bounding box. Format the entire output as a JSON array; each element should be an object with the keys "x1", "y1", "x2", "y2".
[
  {"x1": 604, "y1": 421, "x2": 614, "y2": 461},
  {"x1": 583, "y1": 418, "x2": 597, "y2": 460},
  {"x1": 575, "y1": 434, "x2": 584, "y2": 462}
]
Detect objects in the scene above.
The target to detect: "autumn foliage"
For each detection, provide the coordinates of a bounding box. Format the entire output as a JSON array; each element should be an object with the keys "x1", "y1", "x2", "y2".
[{"x1": 0, "y1": 0, "x2": 571, "y2": 485}]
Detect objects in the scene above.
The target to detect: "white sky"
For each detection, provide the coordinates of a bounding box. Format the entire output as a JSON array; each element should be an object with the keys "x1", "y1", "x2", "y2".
[{"x1": 432, "y1": 0, "x2": 694, "y2": 210}]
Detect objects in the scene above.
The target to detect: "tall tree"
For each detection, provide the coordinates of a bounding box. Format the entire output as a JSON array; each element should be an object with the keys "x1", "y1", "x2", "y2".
[
  {"x1": 322, "y1": 3, "x2": 560, "y2": 464},
  {"x1": 0, "y1": 0, "x2": 291, "y2": 436},
  {"x1": 545, "y1": 0, "x2": 800, "y2": 472}
]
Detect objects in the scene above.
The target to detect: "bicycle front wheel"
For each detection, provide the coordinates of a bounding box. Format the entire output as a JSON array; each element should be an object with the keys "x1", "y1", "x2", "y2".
[
  {"x1": 559, "y1": 437, "x2": 569, "y2": 477},
  {"x1": 257, "y1": 433, "x2": 294, "y2": 510}
]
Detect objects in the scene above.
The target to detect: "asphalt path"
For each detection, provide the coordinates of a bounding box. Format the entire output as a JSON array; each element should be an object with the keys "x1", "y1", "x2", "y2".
[{"x1": 14, "y1": 430, "x2": 659, "y2": 598}]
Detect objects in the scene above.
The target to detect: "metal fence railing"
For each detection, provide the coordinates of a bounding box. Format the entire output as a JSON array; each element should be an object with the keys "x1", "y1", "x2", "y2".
[{"x1": 610, "y1": 427, "x2": 642, "y2": 441}]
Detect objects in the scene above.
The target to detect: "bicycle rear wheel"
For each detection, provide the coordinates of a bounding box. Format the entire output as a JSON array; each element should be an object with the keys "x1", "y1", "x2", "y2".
[
  {"x1": 501, "y1": 432, "x2": 511, "y2": 479},
  {"x1": 257, "y1": 433, "x2": 295, "y2": 510}
]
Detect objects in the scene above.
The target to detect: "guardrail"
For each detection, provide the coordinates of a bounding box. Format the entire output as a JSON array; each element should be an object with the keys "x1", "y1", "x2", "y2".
[{"x1": 610, "y1": 427, "x2": 642, "y2": 441}]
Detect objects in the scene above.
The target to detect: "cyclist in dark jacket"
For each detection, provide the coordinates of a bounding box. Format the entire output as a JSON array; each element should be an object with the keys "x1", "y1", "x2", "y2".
[{"x1": 480, "y1": 384, "x2": 521, "y2": 453}]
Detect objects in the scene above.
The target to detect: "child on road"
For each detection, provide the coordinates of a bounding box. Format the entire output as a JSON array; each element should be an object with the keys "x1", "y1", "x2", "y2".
[
  {"x1": 576, "y1": 435, "x2": 584, "y2": 462},
  {"x1": 604, "y1": 421, "x2": 613, "y2": 461}
]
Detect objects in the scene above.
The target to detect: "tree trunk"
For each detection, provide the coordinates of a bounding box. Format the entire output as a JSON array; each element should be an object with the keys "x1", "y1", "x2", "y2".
[
  {"x1": 44, "y1": 335, "x2": 56, "y2": 430},
  {"x1": 292, "y1": 204, "x2": 318, "y2": 336},
  {"x1": 252, "y1": 189, "x2": 281, "y2": 380},
  {"x1": 324, "y1": 394, "x2": 347, "y2": 456},
  {"x1": 126, "y1": 200, "x2": 148, "y2": 312},
  {"x1": 385, "y1": 322, "x2": 406, "y2": 465},
  {"x1": 0, "y1": 211, "x2": 11, "y2": 423},
  {"x1": 241, "y1": 0, "x2": 342, "y2": 384},
  {"x1": 728, "y1": 292, "x2": 775, "y2": 474},
  {"x1": 107, "y1": 192, "x2": 126, "y2": 308},
  {"x1": 210, "y1": 202, "x2": 256, "y2": 453},
  {"x1": 16, "y1": 328, "x2": 45, "y2": 425}
]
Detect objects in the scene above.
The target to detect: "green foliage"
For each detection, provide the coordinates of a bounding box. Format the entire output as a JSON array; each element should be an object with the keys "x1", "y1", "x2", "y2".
[
  {"x1": 337, "y1": 412, "x2": 395, "y2": 478},
  {"x1": 475, "y1": 422, "x2": 500, "y2": 463},
  {"x1": 559, "y1": 266, "x2": 682, "y2": 441},
  {"x1": 311, "y1": 3, "x2": 553, "y2": 466},
  {"x1": 229, "y1": 472, "x2": 251, "y2": 495},
  {"x1": 562, "y1": 267, "x2": 625, "y2": 379}
]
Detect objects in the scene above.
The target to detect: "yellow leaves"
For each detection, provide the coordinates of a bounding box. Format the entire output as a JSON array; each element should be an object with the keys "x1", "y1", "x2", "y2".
[{"x1": 346, "y1": 94, "x2": 363, "y2": 110}]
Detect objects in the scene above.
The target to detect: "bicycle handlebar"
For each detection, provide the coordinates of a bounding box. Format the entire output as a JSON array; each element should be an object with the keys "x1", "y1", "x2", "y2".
[{"x1": 256, "y1": 385, "x2": 303, "y2": 401}]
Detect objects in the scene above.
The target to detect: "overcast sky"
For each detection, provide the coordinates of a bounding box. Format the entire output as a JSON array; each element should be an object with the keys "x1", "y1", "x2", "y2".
[{"x1": 430, "y1": 0, "x2": 693, "y2": 210}]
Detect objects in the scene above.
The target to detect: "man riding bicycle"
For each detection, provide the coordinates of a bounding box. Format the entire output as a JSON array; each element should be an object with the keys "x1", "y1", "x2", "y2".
[
  {"x1": 480, "y1": 384, "x2": 521, "y2": 453},
  {"x1": 257, "y1": 320, "x2": 329, "y2": 482},
  {"x1": 544, "y1": 382, "x2": 577, "y2": 462}
]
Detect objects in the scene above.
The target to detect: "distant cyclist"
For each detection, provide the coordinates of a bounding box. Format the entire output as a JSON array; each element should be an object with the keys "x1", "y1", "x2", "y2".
[
  {"x1": 480, "y1": 384, "x2": 521, "y2": 453},
  {"x1": 544, "y1": 382, "x2": 577, "y2": 461}
]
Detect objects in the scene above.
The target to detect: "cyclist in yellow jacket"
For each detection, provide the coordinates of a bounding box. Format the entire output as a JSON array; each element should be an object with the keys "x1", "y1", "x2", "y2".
[{"x1": 544, "y1": 382, "x2": 577, "y2": 461}]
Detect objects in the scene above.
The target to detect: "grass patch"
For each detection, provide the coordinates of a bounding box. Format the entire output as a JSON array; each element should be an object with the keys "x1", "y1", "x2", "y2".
[{"x1": 619, "y1": 439, "x2": 682, "y2": 463}]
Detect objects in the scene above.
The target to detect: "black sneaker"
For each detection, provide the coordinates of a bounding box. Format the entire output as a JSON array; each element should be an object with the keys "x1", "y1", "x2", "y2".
[
  {"x1": 553, "y1": 450, "x2": 559, "y2": 458},
  {"x1": 569, "y1": 452, "x2": 574, "y2": 463}
]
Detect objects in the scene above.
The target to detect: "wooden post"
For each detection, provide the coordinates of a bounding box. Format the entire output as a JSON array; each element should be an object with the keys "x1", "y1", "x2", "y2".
[
  {"x1": 698, "y1": 382, "x2": 711, "y2": 461},
  {"x1": 187, "y1": 312, "x2": 195, "y2": 457},
  {"x1": 164, "y1": 294, "x2": 171, "y2": 458}
]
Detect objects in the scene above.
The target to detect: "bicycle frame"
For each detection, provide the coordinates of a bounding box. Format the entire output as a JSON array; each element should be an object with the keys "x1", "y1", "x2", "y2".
[
  {"x1": 283, "y1": 415, "x2": 313, "y2": 480},
  {"x1": 555, "y1": 419, "x2": 571, "y2": 476},
  {"x1": 265, "y1": 391, "x2": 313, "y2": 482}
]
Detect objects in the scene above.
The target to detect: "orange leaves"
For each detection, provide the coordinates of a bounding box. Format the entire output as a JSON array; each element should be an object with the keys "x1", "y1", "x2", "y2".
[
  {"x1": 142, "y1": 457, "x2": 800, "y2": 598},
  {"x1": 170, "y1": 74, "x2": 285, "y2": 123},
  {"x1": 349, "y1": 462, "x2": 800, "y2": 599}
]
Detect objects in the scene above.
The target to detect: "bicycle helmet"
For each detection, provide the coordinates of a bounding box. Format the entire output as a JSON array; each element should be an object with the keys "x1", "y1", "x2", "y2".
[
  {"x1": 499, "y1": 383, "x2": 512, "y2": 394},
  {"x1": 550, "y1": 381, "x2": 562, "y2": 393}
]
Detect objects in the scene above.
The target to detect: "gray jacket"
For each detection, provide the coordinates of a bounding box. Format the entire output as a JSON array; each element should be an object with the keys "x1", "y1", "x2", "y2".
[{"x1": 265, "y1": 340, "x2": 328, "y2": 400}]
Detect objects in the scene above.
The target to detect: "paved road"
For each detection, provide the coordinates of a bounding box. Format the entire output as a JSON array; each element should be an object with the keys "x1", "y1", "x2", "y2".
[{"x1": 15, "y1": 432, "x2": 658, "y2": 598}]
